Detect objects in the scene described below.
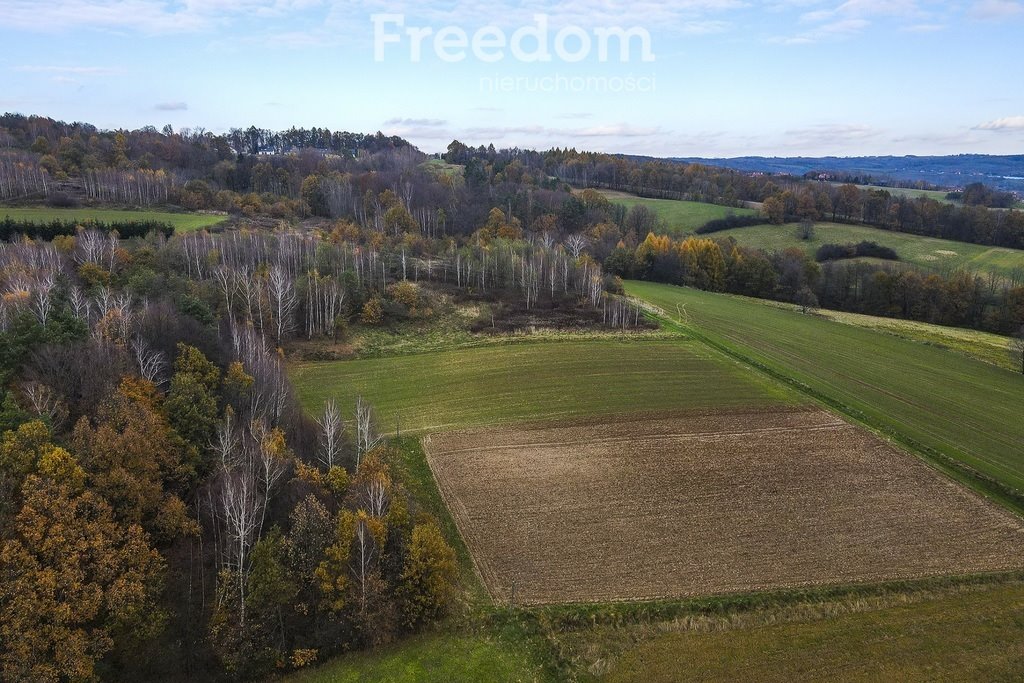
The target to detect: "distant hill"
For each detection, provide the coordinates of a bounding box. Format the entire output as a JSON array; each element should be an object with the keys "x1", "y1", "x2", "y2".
[{"x1": 666, "y1": 155, "x2": 1024, "y2": 193}]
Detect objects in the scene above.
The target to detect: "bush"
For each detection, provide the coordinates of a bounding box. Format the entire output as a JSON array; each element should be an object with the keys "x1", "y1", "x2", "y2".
[
  {"x1": 816, "y1": 241, "x2": 899, "y2": 263},
  {"x1": 360, "y1": 296, "x2": 384, "y2": 325},
  {"x1": 696, "y1": 214, "x2": 765, "y2": 234}
]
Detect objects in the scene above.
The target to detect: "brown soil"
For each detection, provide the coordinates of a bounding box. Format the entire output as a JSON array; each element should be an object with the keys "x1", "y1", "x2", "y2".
[{"x1": 423, "y1": 409, "x2": 1024, "y2": 605}]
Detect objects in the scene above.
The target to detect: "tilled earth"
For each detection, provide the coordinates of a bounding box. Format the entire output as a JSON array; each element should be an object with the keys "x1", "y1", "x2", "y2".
[{"x1": 424, "y1": 409, "x2": 1024, "y2": 604}]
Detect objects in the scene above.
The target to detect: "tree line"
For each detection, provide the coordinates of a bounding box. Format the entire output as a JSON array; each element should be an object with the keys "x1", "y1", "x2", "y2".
[{"x1": 606, "y1": 233, "x2": 1024, "y2": 335}]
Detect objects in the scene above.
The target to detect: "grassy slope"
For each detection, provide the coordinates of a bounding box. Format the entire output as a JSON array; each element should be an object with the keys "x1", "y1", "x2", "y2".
[
  {"x1": 607, "y1": 583, "x2": 1024, "y2": 683},
  {"x1": 808, "y1": 307, "x2": 1017, "y2": 371},
  {"x1": 291, "y1": 339, "x2": 796, "y2": 433},
  {"x1": 597, "y1": 191, "x2": 757, "y2": 235},
  {"x1": 715, "y1": 221, "x2": 1024, "y2": 281},
  {"x1": 830, "y1": 183, "x2": 955, "y2": 203},
  {"x1": 626, "y1": 281, "x2": 1024, "y2": 496},
  {"x1": 0, "y1": 206, "x2": 226, "y2": 232}
]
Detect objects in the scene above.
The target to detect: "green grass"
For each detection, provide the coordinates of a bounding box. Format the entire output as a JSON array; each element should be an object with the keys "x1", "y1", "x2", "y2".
[
  {"x1": 291, "y1": 339, "x2": 797, "y2": 433},
  {"x1": 0, "y1": 207, "x2": 227, "y2": 232},
  {"x1": 605, "y1": 582, "x2": 1024, "y2": 683},
  {"x1": 626, "y1": 281, "x2": 1024, "y2": 500},
  {"x1": 805, "y1": 306, "x2": 1018, "y2": 371},
  {"x1": 291, "y1": 302, "x2": 676, "y2": 362},
  {"x1": 284, "y1": 628, "x2": 554, "y2": 683},
  {"x1": 715, "y1": 221, "x2": 1024, "y2": 281},
  {"x1": 596, "y1": 190, "x2": 757, "y2": 235},
  {"x1": 421, "y1": 158, "x2": 464, "y2": 179},
  {"x1": 830, "y1": 183, "x2": 956, "y2": 203}
]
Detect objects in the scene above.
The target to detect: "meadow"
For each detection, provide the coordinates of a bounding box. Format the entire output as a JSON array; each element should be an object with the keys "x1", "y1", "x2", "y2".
[
  {"x1": 0, "y1": 206, "x2": 227, "y2": 232},
  {"x1": 596, "y1": 190, "x2": 758, "y2": 235},
  {"x1": 626, "y1": 280, "x2": 1024, "y2": 500},
  {"x1": 291, "y1": 339, "x2": 795, "y2": 433},
  {"x1": 830, "y1": 183, "x2": 956, "y2": 203},
  {"x1": 603, "y1": 581, "x2": 1024, "y2": 683},
  {"x1": 713, "y1": 221, "x2": 1024, "y2": 281}
]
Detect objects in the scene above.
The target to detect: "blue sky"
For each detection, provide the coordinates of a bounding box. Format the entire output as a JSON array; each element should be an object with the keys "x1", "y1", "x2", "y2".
[{"x1": 0, "y1": 0, "x2": 1022, "y2": 157}]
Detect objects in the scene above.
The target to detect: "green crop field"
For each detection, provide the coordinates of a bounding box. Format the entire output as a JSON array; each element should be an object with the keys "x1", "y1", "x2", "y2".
[
  {"x1": 0, "y1": 206, "x2": 227, "y2": 232},
  {"x1": 807, "y1": 306, "x2": 1018, "y2": 371},
  {"x1": 626, "y1": 281, "x2": 1024, "y2": 497},
  {"x1": 291, "y1": 339, "x2": 796, "y2": 432},
  {"x1": 714, "y1": 221, "x2": 1024, "y2": 281},
  {"x1": 595, "y1": 190, "x2": 758, "y2": 235},
  {"x1": 605, "y1": 582, "x2": 1024, "y2": 683}
]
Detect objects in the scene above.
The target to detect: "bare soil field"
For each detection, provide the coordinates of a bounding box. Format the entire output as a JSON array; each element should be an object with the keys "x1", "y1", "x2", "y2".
[{"x1": 423, "y1": 409, "x2": 1024, "y2": 605}]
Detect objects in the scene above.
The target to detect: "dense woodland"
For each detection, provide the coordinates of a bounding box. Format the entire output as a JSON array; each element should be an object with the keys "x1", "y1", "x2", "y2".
[{"x1": 1, "y1": 114, "x2": 1024, "y2": 679}]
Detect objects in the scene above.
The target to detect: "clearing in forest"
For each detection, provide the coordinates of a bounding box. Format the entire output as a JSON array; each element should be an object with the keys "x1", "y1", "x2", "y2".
[{"x1": 424, "y1": 409, "x2": 1024, "y2": 605}]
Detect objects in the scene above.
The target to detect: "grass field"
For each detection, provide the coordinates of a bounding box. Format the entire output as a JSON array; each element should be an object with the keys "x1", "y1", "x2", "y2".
[
  {"x1": 606, "y1": 582, "x2": 1024, "y2": 682},
  {"x1": 285, "y1": 629, "x2": 554, "y2": 683},
  {"x1": 291, "y1": 339, "x2": 796, "y2": 433},
  {"x1": 0, "y1": 206, "x2": 227, "y2": 232},
  {"x1": 425, "y1": 409, "x2": 1024, "y2": 605},
  {"x1": 807, "y1": 306, "x2": 1017, "y2": 370},
  {"x1": 595, "y1": 190, "x2": 758, "y2": 235},
  {"x1": 626, "y1": 281, "x2": 1024, "y2": 498},
  {"x1": 714, "y1": 221, "x2": 1024, "y2": 281},
  {"x1": 829, "y1": 183, "x2": 955, "y2": 203}
]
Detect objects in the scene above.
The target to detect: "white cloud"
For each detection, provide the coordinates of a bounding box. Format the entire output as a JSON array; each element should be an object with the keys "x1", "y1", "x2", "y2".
[
  {"x1": 974, "y1": 116, "x2": 1024, "y2": 131},
  {"x1": 970, "y1": 0, "x2": 1024, "y2": 20},
  {"x1": 384, "y1": 117, "x2": 447, "y2": 126},
  {"x1": 784, "y1": 123, "x2": 883, "y2": 147},
  {"x1": 12, "y1": 65, "x2": 122, "y2": 74},
  {"x1": 0, "y1": 0, "x2": 323, "y2": 33},
  {"x1": 903, "y1": 23, "x2": 946, "y2": 32},
  {"x1": 155, "y1": 101, "x2": 188, "y2": 111},
  {"x1": 774, "y1": 0, "x2": 931, "y2": 43},
  {"x1": 461, "y1": 123, "x2": 663, "y2": 140}
]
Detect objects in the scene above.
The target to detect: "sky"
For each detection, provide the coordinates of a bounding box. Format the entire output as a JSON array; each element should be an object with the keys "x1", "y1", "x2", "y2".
[{"x1": 0, "y1": 0, "x2": 1022, "y2": 158}]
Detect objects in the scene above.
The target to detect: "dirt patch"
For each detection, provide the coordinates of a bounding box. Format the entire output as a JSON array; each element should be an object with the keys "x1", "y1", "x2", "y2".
[{"x1": 424, "y1": 409, "x2": 1024, "y2": 605}]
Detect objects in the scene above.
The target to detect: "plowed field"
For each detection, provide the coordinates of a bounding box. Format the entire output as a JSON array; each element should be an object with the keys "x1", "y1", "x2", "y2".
[{"x1": 424, "y1": 409, "x2": 1024, "y2": 604}]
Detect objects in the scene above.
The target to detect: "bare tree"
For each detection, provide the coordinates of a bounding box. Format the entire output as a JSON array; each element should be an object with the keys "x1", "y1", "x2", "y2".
[
  {"x1": 317, "y1": 398, "x2": 345, "y2": 469},
  {"x1": 220, "y1": 463, "x2": 260, "y2": 626},
  {"x1": 268, "y1": 264, "x2": 297, "y2": 345},
  {"x1": 214, "y1": 410, "x2": 241, "y2": 469},
  {"x1": 131, "y1": 336, "x2": 165, "y2": 383},
  {"x1": 31, "y1": 273, "x2": 55, "y2": 327},
  {"x1": 20, "y1": 381, "x2": 67, "y2": 429},
  {"x1": 565, "y1": 233, "x2": 589, "y2": 260},
  {"x1": 355, "y1": 396, "x2": 381, "y2": 467}
]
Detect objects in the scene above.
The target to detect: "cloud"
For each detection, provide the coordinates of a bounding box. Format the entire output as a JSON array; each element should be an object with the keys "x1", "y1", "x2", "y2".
[
  {"x1": 770, "y1": 17, "x2": 870, "y2": 43},
  {"x1": 330, "y1": 0, "x2": 747, "y2": 34},
  {"x1": 155, "y1": 101, "x2": 188, "y2": 111},
  {"x1": 973, "y1": 116, "x2": 1024, "y2": 131},
  {"x1": 773, "y1": 0, "x2": 930, "y2": 43},
  {"x1": 384, "y1": 117, "x2": 447, "y2": 126},
  {"x1": 0, "y1": 0, "x2": 324, "y2": 34},
  {"x1": 784, "y1": 123, "x2": 883, "y2": 147},
  {"x1": 461, "y1": 123, "x2": 663, "y2": 140},
  {"x1": 12, "y1": 65, "x2": 122, "y2": 74},
  {"x1": 970, "y1": 0, "x2": 1024, "y2": 20}
]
